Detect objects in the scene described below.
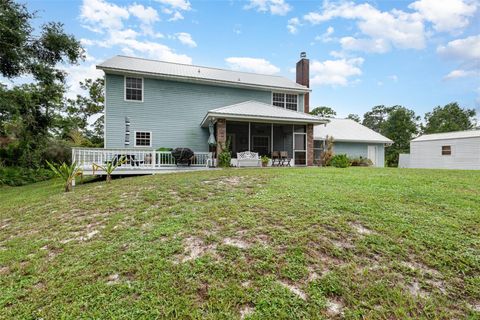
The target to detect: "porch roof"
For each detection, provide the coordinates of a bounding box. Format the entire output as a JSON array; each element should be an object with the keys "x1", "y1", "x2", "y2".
[{"x1": 200, "y1": 100, "x2": 328, "y2": 127}]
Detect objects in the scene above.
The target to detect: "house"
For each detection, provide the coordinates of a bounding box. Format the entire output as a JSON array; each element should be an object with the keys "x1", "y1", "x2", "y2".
[
  {"x1": 74, "y1": 53, "x2": 328, "y2": 173},
  {"x1": 398, "y1": 130, "x2": 480, "y2": 170},
  {"x1": 313, "y1": 118, "x2": 392, "y2": 167}
]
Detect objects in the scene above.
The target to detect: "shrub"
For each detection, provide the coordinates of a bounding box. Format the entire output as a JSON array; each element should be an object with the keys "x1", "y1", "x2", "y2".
[
  {"x1": 157, "y1": 147, "x2": 173, "y2": 151},
  {"x1": 217, "y1": 138, "x2": 231, "y2": 168},
  {"x1": 42, "y1": 140, "x2": 72, "y2": 165},
  {"x1": 350, "y1": 156, "x2": 373, "y2": 167},
  {"x1": 0, "y1": 167, "x2": 55, "y2": 186},
  {"x1": 330, "y1": 154, "x2": 350, "y2": 168},
  {"x1": 46, "y1": 161, "x2": 83, "y2": 192}
]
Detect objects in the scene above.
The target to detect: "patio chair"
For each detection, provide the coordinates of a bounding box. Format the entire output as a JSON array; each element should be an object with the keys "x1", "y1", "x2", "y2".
[
  {"x1": 272, "y1": 151, "x2": 281, "y2": 166},
  {"x1": 280, "y1": 151, "x2": 292, "y2": 167}
]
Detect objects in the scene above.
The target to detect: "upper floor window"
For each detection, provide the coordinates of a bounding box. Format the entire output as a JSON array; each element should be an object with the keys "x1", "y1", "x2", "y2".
[
  {"x1": 125, "y1": 76, "x2": 143, "y2": 101},
  {"x1": 272, "y1": 92, "x2": 298, "y2": 111},
  {"x1": 441, "y1": 145, "x2": 451, "y2": 155},
  {"x1": 135, "y1": 131, "x2": 151, "y2": 147}
]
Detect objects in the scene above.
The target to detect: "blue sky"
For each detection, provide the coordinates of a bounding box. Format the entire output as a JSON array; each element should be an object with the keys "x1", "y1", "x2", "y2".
[{"x1": 23, "y1": 0, "x2": 480, "y2": 118}]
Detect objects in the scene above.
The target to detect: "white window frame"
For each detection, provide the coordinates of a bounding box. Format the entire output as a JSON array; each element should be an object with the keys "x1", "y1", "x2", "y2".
[
  {"x1": 134, "y1": 131, "x2": 152, "y2": 147},
  {"x1": 124, "y1": 76, "x2": 144, "y2": 102},
  {"x1": 271, "y1": 92, "x2": 298, "y2": 111}
]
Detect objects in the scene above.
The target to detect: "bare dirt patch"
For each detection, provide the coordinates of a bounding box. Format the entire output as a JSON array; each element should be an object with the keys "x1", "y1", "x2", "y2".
[
  {"x1": 401, "y1": 260, "x2": 441, "y2": 277},
  {"x1": 326, "y1": 298, "x2": 344, "y2": 317},
  {"x1": 278, "y1": 281, "x2": 307, "y2": 300},
  {"x1": 175, "y1": 237, "x2": 217, "y2": 263},
  {"x1": 240, "y1": 305, "x2": 254, "y2": 319},
  {"x1": 241, "y1": 280, "x2": 251, "y2": 288},
  {"x1": 408, "y1": 280, "x2": 428, "y2": 298},
  {"x1": 350, "y1": 222, "x2": 374, "y2": 235},
  {"x1": 0, "y1": 266, "x2": 10, "y2": 275},
  {"x1": 106, "y1": 273, "x2": 120, "y2": 285},
  {"x1": 223, "y1": 237, "x2": 250, "y2": 249}
]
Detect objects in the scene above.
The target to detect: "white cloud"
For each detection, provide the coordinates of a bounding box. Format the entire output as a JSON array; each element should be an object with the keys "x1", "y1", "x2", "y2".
[
  {"x1": 310, "y1": 57, "x2": 364, "y2": 86},
  {"x1": 304, "y1": 1, "x2": 425, "y2": 52},
  {"x1": 389, "y1": 75, "x2": 398, "y2": 82},
  {"x1": 315, "y1": 26, "x2": 334, "y2": 42},
  {"x1": 437, "y1": 35, "x2": 480, "y2": 62},
  {"x1": 156, "y1": 0, "x2": 191, "y2": 11},
  {"x1": 245, "y1": 0, "x2": 292, "y2": 16},
  {"x1": 444, "y1": 69, "x2": 477, "y2": 80},
  {"x1": 168, "y1": 11, "x2": 184, "y2": 21},
  {"x1": 225, "y1": 57, "x2": 280, "y2": 75},
  {"x1": 287, "y1": 17, "x2": 300, "y2": 34},
  {"x1": 128, "y1": 4, "x2": 159, "y2": 24},
  {"x1": 176, "y1": 32, "x2": 197, "y2": 47},
  {"x1": 80, "y1": 0, "x2": 130, "y2": 33},
  {"x1": 409, "y1": 0, "x2": 477, "y2": 33},
  {"x1": 437, "y1": 35, "x2": 480, "y2": 81},
  {"x1": 340, "y1": 37, "x2": 390, "y2": 53}
]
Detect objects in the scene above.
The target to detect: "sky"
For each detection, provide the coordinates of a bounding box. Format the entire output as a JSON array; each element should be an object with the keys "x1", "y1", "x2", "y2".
[{"x1": 16, "y1": 0, "x2": 480, "y2": 118}]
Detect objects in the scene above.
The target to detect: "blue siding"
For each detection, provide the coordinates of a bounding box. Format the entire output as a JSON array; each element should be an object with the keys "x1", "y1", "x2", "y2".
[
  {"x1": 105, "y1": 74, "x2": 305, "y2": 151},
  {"x1": 334, "y1": 142, "x2": 385, "y2": 167}
]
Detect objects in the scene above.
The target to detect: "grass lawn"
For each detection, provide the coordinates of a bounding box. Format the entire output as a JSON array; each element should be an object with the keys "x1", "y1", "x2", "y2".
[{"x1": 0, "y1": 167, "x2": 479, "y2": 319}]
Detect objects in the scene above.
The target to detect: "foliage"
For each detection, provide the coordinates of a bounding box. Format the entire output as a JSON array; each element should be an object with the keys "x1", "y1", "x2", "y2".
[
  {"x1": 362, "y1": 105, "x2": 419, "y2": 167},
  {"x1": 310, "y1": 106, "x2": 336, "y2": 118},
  {"x1": 59, "y1": 78, "x2": 104, "y2": 146},
  {"x1": 349, "y1": 156, "x2": 373, "y2": 167},
  {"x1": 0, "y1": 0, "x2": 84, "y2": 168},
  {"x1": 321, "y1": 135, "x2": 334, "y2": 166},
  {"x1": 217, "y1": 137, "x2": 231, "y2": 168},
  {"x1": 422, "y1": 102, "x2": 476, "y2": 134},
  {"x1": 46, "y1": 161, "x2": 82, "y2": 192},
  {"x1": 382, "y1": 106, "x2": 419, "y2": 167},
  {"x1": 157, "y1": 147, "x2": 173, "y2": 151},
  {"x1": 346, "y1": 114, "x2": 361, "y2": 123},
  {"x1": 92, "y1": 156, "x2": 126, "y2": 183},
  {"x1": 261, "y1": 155, "x2": 269, "y2": 164},
  {"x1": 42, "y1": 139, "x2": 73, "y2": 165},
  {"x1": 362, "y1": 105, "x2": 390, "y2": 133},
  {"x1": 330, "y1": 154, "x2": 350, "y2": 168},
  {"x1": 0, "y1": 166, "x2": 54, "y2": 186}
]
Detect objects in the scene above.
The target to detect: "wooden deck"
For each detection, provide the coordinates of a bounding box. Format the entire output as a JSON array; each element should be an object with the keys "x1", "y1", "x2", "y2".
[{"x1": 72, "y1": 148, "x2": 214, "y2": 175}]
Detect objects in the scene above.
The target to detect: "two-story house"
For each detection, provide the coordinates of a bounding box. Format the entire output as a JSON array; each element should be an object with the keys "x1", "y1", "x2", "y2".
[{"x1": 74, "y1": 53, "x2": 328, "y2": 172}]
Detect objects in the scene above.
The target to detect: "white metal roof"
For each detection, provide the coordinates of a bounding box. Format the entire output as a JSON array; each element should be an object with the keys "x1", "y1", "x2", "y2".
[
  {"x1": 97, "y1": 55, "x2": 309, "y2": 93},
  {"x1": 412, "y1": 130, "x2": 480, "y2": 142},
  {"x1": 201, "y1": 100, "x2": 327, "y2": 127},
  {"x1": 314, "y1": 118, "x2": 393, "y2": 144}
]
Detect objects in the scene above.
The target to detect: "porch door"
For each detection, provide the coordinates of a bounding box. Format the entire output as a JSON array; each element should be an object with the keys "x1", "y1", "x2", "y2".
[
  {"x1": 293, "y1": 125, "x2": 307, "y2": 166},
  {"x1": 368, "y1": 145, "x2": 377, "y2": 166}
]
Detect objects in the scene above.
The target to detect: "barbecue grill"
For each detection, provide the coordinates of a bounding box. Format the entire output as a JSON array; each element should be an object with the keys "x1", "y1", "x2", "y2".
[{"x1": 171, "y1": 148, "x2": 194, "y2": 166}]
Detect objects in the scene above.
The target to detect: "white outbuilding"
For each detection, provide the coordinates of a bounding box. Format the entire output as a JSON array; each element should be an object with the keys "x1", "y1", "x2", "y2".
[{"x1": 399, "y1": 130, "x2": 480, "y2": 170}]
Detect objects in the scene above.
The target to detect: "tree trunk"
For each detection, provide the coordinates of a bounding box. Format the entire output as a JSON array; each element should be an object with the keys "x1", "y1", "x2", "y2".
[
  {"x1": 65, "y1": 181, "x2": 72, "y2": 192},
  {"x1": 106, "y1": 174, "x2": 112, "y2": 183}
]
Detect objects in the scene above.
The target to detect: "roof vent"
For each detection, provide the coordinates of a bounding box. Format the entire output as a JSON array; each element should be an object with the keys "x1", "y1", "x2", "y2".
[
  {"x1": 198, "y1": 68, "x2": 201, "y2": 73},
  {"x1": 238, "y1": 78, "x2": 241, "y2": 81},
  {"x1": 300, "y1": 52, "x2": 307, "y2": 58}
]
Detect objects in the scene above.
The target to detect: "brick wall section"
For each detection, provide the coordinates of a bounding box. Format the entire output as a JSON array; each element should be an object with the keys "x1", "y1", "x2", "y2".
[
  {"x1": 216, "y1": 119, "x2": 226, "y2": 159},
  {"x1": 307, "y1": 124, "x2": 314, "y2": 166},
  {"x1": 296, "y1": 58, "x2": 310, "y2": 114}
]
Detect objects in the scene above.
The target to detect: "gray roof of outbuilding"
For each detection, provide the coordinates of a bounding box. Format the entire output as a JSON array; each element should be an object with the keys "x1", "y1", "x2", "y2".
[
  {"x1": 201, "y1": 101, "x2": 327, "y2": 127},
  {"x1": 97, "y1": 55, "x2": 309, "y2": 92},
  {"x1": 412, "y1": 130, "x2": 480, "y2": 142},
  {"x1": 314, "y1": 118, "x2": 393, "y2": 144}
]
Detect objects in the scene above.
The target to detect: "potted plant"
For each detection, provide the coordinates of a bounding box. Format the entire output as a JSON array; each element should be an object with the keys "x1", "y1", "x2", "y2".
[{"x1": 261, "y1": 155, "x2": 270, "y2": 167}]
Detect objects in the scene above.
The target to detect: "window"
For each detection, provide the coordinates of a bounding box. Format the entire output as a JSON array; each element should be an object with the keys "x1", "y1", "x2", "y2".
[
  {"x1": 125, "y1": 77, "x2": 143, "y2": 101},
  {"x1": 272, "y1": 92, "x2": 298, "y2": 111},
  {"x1": 441, "y1": 145, "x2": 451, "y2": 155},
  {"x1": 135, "y1": 131, "x2": 151, "y2": 147}
]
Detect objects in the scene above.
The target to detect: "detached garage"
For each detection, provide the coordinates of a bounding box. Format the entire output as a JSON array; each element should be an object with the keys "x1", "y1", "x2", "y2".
[
  {"x1": 314, "y1": 119, "x2": 392, "y2": 167},
  {"x1": 400, "y1": 130, "x2": 480, "y2": 170}
]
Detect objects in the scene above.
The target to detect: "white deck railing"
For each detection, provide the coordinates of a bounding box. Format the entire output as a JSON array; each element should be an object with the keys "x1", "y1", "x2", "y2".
[{"x1": 72, "y1": 148, "x2": 213, "y2": 170}]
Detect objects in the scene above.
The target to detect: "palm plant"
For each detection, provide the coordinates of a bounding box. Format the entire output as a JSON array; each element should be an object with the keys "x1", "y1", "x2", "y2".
[
  {"x1": 92, "y1": 156, "x2": 126, "y2": 183},
  {"x1": 46, "y1": 161, "x2": 83, "y2": 192}
]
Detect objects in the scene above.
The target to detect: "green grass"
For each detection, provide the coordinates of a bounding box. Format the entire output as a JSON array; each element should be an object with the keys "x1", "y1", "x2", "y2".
[{"x1": 0, "y1": 168, "x2": 479, "y2": 319}]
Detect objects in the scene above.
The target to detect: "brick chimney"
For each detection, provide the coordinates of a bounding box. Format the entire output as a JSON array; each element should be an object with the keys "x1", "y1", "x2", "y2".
[{"x1": 296, "y1": 52, "x2": 310, "y2": 113}]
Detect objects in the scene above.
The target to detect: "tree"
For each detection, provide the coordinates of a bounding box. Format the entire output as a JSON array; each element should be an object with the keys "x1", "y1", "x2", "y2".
[
  {"x1": 362, "y1": 105, "x2": 390, "y2": 132},
  {"x1": 0, "y1": 0, "x2": 84, "y2": 167},
  {"x1": 58, "y1": 78, "x2": 105, "y2": 146},
  {"x1": 422, "y1": 102, "x2": 476, "y2": 134},
  {"x1": 310, "y1": 106, "x2": 336, "y2": 118},
  {"x1": 382, "y1": 106, "x2": 419, "y2": 167},
  {"x1": 346, "y1": 114, "x2": 361, "y2": 123}
]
